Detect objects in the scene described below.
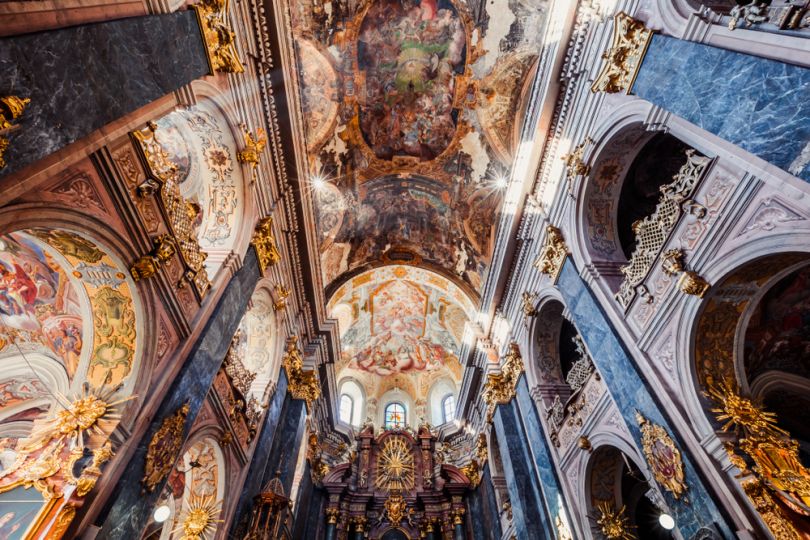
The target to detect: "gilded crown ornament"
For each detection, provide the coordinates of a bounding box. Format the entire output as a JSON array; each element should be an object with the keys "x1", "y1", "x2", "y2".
[
  {"x1": 534, "y1": 225, "x2": 568, "y2": 284},
  {"x1": 192, "y1": 0, "x2": 245, "y2": 74},
  {"x1": 251, "y1": 217, "x2": 282, "y2": 274},
  {"x1": 591, "y1": 12, "x2": 653, "y2": 94}
]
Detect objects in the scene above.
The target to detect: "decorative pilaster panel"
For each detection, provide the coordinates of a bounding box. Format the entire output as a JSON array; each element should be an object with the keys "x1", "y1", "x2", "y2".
[
  {"x1": 492, "y1": 399, "x2": 554, "y2": 540},
  {"x1": 556, "y1": 258, "x2": 733, "y2": 537},
  {"x1": 98, "y1": 248, "x2": 260, "y2": 540},
  {"x1": 631, "y1": 33, "x2": 810, "y2": 182},
  {"x1": 0, "y1": 11, "x2": 209, "y2": 176}
]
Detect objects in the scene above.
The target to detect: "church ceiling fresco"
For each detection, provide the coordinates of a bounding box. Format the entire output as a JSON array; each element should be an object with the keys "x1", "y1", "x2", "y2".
[
  {"x1": 291, "y1": 0, "x2": 547, "y2": 290},
  {"x1": 328, "y1": 265, "x2": 473, "y2": 401}
]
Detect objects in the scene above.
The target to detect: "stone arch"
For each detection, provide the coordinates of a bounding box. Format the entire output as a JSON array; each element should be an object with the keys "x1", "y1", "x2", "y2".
[
  {"x1": 689, "y1": 243, "x2": 810, "y2": 535},
  {"x1": 154, "y1": 87, "x2": 253, "y2": 282},
  {"x1": 581, "y1": 439, "x2": 671, "y2": 539}
]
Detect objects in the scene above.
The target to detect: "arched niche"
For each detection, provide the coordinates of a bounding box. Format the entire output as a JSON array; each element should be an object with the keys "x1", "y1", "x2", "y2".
[
  {"x1": 154, "y1": 96, "x2": 248, "y2": 281},
  {"x1": 692, "y1": 253, "x2": 810, "y2": 535},
  {"x1": 154, "y1": 436, "x2": 226, "y2": 540},
  {"x1": 577, "y1": 121, "x2": 698, "y2": 295},
  {"x1": 584, "y1": 444, "x2": 674, "y2": 540}
]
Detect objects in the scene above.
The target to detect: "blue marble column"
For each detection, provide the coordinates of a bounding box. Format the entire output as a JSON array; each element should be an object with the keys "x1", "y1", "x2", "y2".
[
  {"x1": 557, "y1": 258, "x2": 734, "y2": 537},
  {"x1": 96, "y1": 248, "x2": 261, "y2": 540},
  {"x1": 492, "y1": 396, "x2": 554, "y2": 539},
  {"x1": 229, "y1": 370, "x2": 290, "y2": 538},
  {"x1": 0, "y1": 11, "x2": 209, "y2": 177},
  {"x1": 632, "y1": 34, "x2": 810, "y2": 182},
  {"x1": 466, "y1": 465, "x2": 502, "y2": 540}
]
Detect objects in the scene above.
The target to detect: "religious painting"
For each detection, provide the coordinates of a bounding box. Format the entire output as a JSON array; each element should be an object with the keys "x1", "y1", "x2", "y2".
[
  {"x1": 357, "y1": 0, "x2": 466, "y2": 160},
  {"x1": 0, "y1": 233, "x2": 83, "y2": 379},
  {"x1": 637, "y1": 413, "x2": 687, "y2": 500},
  {"x1": 0, "y1": 485, "x2": 48, "y2": 540}
]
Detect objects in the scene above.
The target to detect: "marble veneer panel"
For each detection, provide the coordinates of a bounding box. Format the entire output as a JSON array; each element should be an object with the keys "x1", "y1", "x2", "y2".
[
  {"x1": 466, "y1": 465, "x2": 502, "y2": 540},
  {"x1": 0, "y1": 11, "x2": 209, "y2": 177},
  {"x1": 493, "y1": 400, "x2": 554, "y2": 540},
  {"x1": 557, "y1": 258, "x2": 733, "y2": 537},
  {"x1": 514, "y1": 377, "x2": 568, "y2": 527},
  {"x1": 633, "y1": 34, "x2": 810, "y2": 182},
  {"x1": 98, "y1": 248, "x2": 261, "y2": 540}
]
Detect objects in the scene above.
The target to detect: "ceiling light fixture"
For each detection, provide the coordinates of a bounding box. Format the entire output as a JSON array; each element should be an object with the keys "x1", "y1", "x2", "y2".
[
  {"x1": 658, "y1": 512, "x2": 675, "y2": 530},
  {"x1": 153, "y1": 504, "x2": 171, "y2": 523}
]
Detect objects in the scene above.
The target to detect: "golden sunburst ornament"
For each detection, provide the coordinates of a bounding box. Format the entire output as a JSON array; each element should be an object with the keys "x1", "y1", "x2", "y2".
[
  {"x1": 594, "y1": 500, "x2": 636, "y2": 540},
  {"x1": 376, "y1": 436, "x2": 415, "y2": 491},
  {"x1": 707, "y1": 380, "x2": 787, "y2": 440},
  {"x1": 173, "y1": 495, "x2": 223, "y2": 540},
  {"x1": 21, "y1": 383, "x2": 134, "y2": 452}
]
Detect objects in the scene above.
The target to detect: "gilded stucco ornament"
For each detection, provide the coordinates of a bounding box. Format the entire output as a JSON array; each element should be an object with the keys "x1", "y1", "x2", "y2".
[
  {"x1": 251, "y1": 217, "x2": 282, "y2": 274},
  {"x1": 130, "y1": 234, "x2": 176, "y2": 281},
  {"x1": 561, "y1": 137, "x2": 592, "y2": 194},
  {"x1": 661, "y1": 249, "x2": 710, "y2": 298},
  {"x1": 0, "y1": 96, "x2": 30, "y2": 169},
  {"x1": 68, "y1": 441, "x2": 114, "y2": 497},
  {"x1": 192, "y1": 0, "x2": 245, "y2": 74},
  {"x1": 591, "y1": 12, "x2": 653, "y2": 94},
  {"x1": 635, "y1": 412, "x2": 687, "y2": 500},
  {"x1": 460, "y1": 433, "x2": 488, "y2": 487},
  {"x1": 383, "y1": 491, "x2": 408, "y2": 526},
  {"x1": 325, "y1": 506, "x2": 340, "y2": 525},
  {"x1": 142, "y1": 403, "x2": 190, "y2": 493},
  {"x1": 273, "y1": 283, "x2": 291, "y2": 311},
  {"x1": 237, "y1": 126, "x2": 267, "y2": 175},
  {"x1": 594, "y1": 500, "x2": 636, "y2": 540},
  {"x1": 482, "y1": 343, "x2": 524, "y2": 422},
  {"x1": 534, "y1": 225, "x2": 568, "y2": 284},
  {"x1": 282, "y1": 336, "x2": 321, "y2": 408}
]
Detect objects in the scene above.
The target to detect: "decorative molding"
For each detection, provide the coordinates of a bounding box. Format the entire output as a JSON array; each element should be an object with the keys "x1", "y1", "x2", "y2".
[{"x1": 591, "y1": 12, "x2": 653, "y2": 94}]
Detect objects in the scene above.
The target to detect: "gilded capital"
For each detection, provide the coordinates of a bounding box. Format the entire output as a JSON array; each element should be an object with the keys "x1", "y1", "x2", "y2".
[
  {"x1": 251, "y1": 217, "x2": 282, "y2": 274},
  {"x1": 283, "y1": 336, "x2": 321, "y2": 408},
  {"x1": 192, "y1": 0, "x2": 245, "y2": 74},
  {"x1": 534, "y1": 225, "x2": 568, "y2": 284},
  {"x1": 482, "y1": 343, "x2": 524, "y2": 422},
  {"x1": 591, "y1": 12, "x2": 653, "y2": 94},
  {"x1": 325, "y1": 507, "x2": 340, "y2": 525}
]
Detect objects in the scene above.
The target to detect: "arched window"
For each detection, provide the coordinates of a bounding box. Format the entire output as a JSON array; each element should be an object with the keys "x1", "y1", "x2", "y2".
[
  {"x1": 384, "y1": 402, "x2": 406, "y2": 429},
  {"x1": 339, "y1": 394, "x2": 354, "y2": 425},
  {"x1": 441, "y1": 394, "x2": 456, "y2": 423}
]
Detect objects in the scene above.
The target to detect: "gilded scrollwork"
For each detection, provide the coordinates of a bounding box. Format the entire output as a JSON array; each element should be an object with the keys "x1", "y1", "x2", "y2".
[
  {"x1": 591, "y1": 12, "x2": 653, "y2": 94},
  {"x1": 192, "y1": 0, "x2": 245, "y2": 74},
  {"x1": 534, "y1": 225, "x2": 568, "y2": 284},
  {"x1": 251, "y1": 217, "x2": 282, "y2": 274},
  {"x1": 482, "y1": 343, "x2": 524, "y2": 422},
  {"x1": 282, "y1": 336, "x2": 321, "y2": 408},
  {"x1": 142, "y1": 403, "x2": 190, "y2": 493},
  {"x1": 0, "y1": 96, "x2": 30, "y2": 169}
]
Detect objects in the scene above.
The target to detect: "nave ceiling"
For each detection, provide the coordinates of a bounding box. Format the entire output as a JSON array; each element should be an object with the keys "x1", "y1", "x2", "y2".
[{"x1": 285, "y1": 0, "x2": 549, "y2": 408}]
